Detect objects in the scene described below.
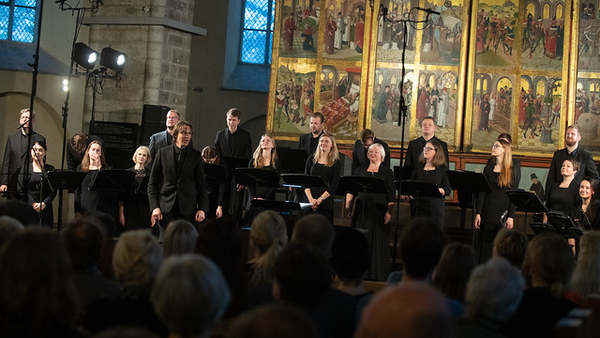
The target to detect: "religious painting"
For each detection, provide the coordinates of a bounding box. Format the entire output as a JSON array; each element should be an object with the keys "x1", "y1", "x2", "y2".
[
  {"x1": 369, "y1": 67, "x2": 413, "y2": 143},
  {"x1": 318, "y1": 64, "x2": 362, "y2": 138},
  {"x1": 577, "y1": 1, "x2": 600, "y2": 71},
  {"x1": 269, "y1": 63, "x2": 317, "y2": 136},
  {"x1": 279, "y1": 0, "x2": 321, "y2": 58},
  {"x1": 473, "y1": 0, "x2": 519, "y2": 68},
  {"x1": 470, "y1": 73, "x2": 515, "y2": 150},
  {"x1": 520, "y1": 0, "x2": 567, "y2": 70},
  {"x1": 515, "y1": 75, "x2": 562, "y2": 152},
  {"x1": 322, "y1": 0, "x2": 367, "y2": 60},
  {"x1": 376, "y1": 0, "x2": 419, "y2": 63},
  {"x1": 419, "y1": 0, "x2": 465, "y2": 66},
  {"x1": 572, "y1": 77, "x2": 600, "y2": 153}
]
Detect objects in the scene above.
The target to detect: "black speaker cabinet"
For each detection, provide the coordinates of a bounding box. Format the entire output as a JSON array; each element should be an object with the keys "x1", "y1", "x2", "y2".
[{"x1": 140, "y1": 104, "x2": 170, "y2": 145}]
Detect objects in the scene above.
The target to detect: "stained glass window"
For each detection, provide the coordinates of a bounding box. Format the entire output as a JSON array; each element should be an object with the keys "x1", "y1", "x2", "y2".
[
  {"x1": 240, "y1": 0, "x2": 275, "y2": 64},
  {"x1": 0, "y1": 0, "x2": 37, "y2": 43}
]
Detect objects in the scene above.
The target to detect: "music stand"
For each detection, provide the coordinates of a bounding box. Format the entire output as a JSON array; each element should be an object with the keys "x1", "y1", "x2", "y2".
[
  {"x1": 221, "y1": 156, "x2": 251, "y2": 220},
  {"x1": 90, "y1": 169, "x2": 136, "y2": 194},
  {"x1": 547, "y1": 212, "x2": 584, "y2": 240},
  {"x1": 400, "y1": 180, "x2": 444, "y2": 216},
  {"x1": 235, "y1": 168, "x2": 281, "y2": 223},
  {"x1": 506, "y1": 190, "x2": 548, "y2": 227},
  {"x1": 48, "y1": 170, "x2": 85, "y2": 193},
  {"x1": 281, "y1": 173, "x2": 327, "y2": 202},
  {"x1": 277, "y1": 148, "x2": 308, "y2": 173}
]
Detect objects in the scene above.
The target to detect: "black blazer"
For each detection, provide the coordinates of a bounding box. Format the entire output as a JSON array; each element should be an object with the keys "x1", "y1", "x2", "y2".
[
  {"x1": 214, "y1": 128, "x2": 252, "y2": 159},
  {"x1": 1, "y1": 130, "x2": 45, "y2": 186},
  {"x1": 351, "y1": 138, "x2": 391, "y2": 173},
  {"x1": 148, "y1": 145, "x2": 209, "y2": 217},
  {"x1": 298, "y1": 131, "x2": 324, "y2": 156},
  {"x1": 149, "y1": 130, "x2": 195, "y2": 161},
  {"x1": 546, "y1": 147, "x2": 600, "y2": 197},
  {"x1": 404, "y1": 135, "x2": 449, "y2": 169}
]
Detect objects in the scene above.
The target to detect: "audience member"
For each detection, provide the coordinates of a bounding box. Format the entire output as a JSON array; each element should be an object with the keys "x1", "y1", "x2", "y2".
[
  {"x1": 0, "y1": 199, "x2": 37, "y2": 226},
  {"x1": 151, "y1": 254, "x2": 231, "y2": 338},
  {"x1": 291, "y1": 213, "x2": 334, "y2": 255},
  {"x1": 227, "y1": 303, "x2": 319, "y2": 338},
  {"x1": 90, "y1": 327, "x2": 160, "y2": 338},
  {"x1": 492, "y1": 228, "x2": 528, "y2": 268},
  {"x1": 502, "y1": 233, "x2": 576, "y2": 338},
  {"x1": 0, "y1": 215, "x2": 23, "y2": 247},
  {"x1": 163, "y1": 219, "x2": 199, "y2": 257},
  {"x1": 0, "y1": 228, "x2": 82, "y2": 337},
  {"x1": 455, "y1": 257, "x2": 525, "y2": 338},
  {"x1": 432, "y1": 242, "x2": 477, "y2": 305},
  {"x1": 569, "y1": 231, "x2": 600, "y2": 300},
  {"x1": 248, "y1": 210, "x2": 288, "y2": 286}
]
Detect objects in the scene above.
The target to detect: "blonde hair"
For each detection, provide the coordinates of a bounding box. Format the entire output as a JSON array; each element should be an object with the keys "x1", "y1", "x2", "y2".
[
  {"x1": 252, "y1": 134, "x2": 278, "y2": 169},
  {"x1": 132, "y1": 146, "x2": 151, "y2": 165},
  {"x1": 312, "y1": 133, "x2": 339, "y2": 167},
  {"x1": 112, "y1": 230, "x2": 163, "y2": 290},
  {"x1": 249, "y1": 210, "x2": 288, "y2": 283},
  {"x1": 494, "y1": 139, "x2": 514, "y2": 188}
]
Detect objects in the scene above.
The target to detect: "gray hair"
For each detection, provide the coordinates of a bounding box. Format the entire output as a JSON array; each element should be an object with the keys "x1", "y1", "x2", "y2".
[
  {"x1": 465, "y1": 257, "x2": 525, "y2": 321},
  {"x1": 368, "y1": 143, "x2": 386, "y2": 162},
  {"x1": 112, "y1": 230, "x2": 163, "y2": 290}
]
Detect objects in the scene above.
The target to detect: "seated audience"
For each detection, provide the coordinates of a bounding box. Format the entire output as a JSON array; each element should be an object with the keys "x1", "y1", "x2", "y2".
[
  {"x1": 492, "y1": 228, "x2": 528, "y2": 268},
  {"x1": 569, "y1": 231, "x2": 600, "y2": 300},
  {"x1": 227, "y1": 303, "x2": 319, "y2": 338},
  {"x1": 84, "y1": 230, "x2": 167, "y2": 336},
  {"x1": 163, "y1": 220, "x2": 199, "y2": 257},
  {"x1": 0, "y1": 228, "x2": 82, "y2": 337},
  {"x1": 455, "y1": 257, "x2": 525, "y2": 338},
  {"x1": 0, "y1": 215, "x2": 23, "y2": 247},
  {"x1": 291, "y1": 213, "x2": 334, "y2": 255},
  {"x1": 0, "y1": 199, "x2": 37, "y2": 226},
  {"x1": 91, "y1": 327, "x2": 160, "y2": 338},
  {"x1": 502, "y1": 233, "x2": 576, "y2": 338},
  {"x1": 151, "y1": 254, "x2": 231, "y2": 338}
]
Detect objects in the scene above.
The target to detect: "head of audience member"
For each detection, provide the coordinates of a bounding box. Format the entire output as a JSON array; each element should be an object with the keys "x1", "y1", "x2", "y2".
[
  {"x1": 112, "y1": 230, "x2": 163, "y2": 294},
  {"x1": 579, "y1": 177, "x2": 598, "y2": 204},
  {"x1": 0, "y1": 200, "x2": 37, "y2": 226},
  {"x1": 0, "y1": 228, "x2": 80, "y2": 337},
  {"x1": 62, "y1": 215, "x2": 105, "y2": 272},
  {"x1": 464, "y1": 257, "x2": 525, "y2": 321},
  {"x1": 151, "y1": 254, "x2": 231, "y2": 338},
  {"x1": 90, "y1": 327, "x2": 161, "y2": 338},
  {"x1": 432, "y1": 243, "x2": 477, "y2": 303},
  {"x1": 165, "y1": 110, "x2": 181, "y2": 132},
  {"x1": 521, "y1": 233, "x2": 575, "y2": 297},
  {"x1": 273, "y1": 242, "x2": 331, "y2": 310},
  {"x1": 356, "y1": 285, "x2": 452, "y2": 338},
  {"x1": 292, "y1": 213, "x2": 334, "y2": 255},
  {"x1": 201, "y1": 146, "x2": 221, "y2": 165},
  {"x1": 331, "y1": 226, "x2": 369, "y2": 289},
  {"x1": 226, "y1": 108, "x2": 242, "y2": 133},
  {"x1": 249, "y1": 210, "x2": 288, "y2": 284},
  {"x1": 420, "y1": 116, "x2": 437, "y2": 140},
  {"x1": 196, "y1": 217, "x2": 245, "y2": 318},
  {"x1": 400, "y1": 217, "x2": 445, "y2": 281},
  {"x1": 497, "y1": 132, "x2": 512, "y2": 144},
  {"x1": 19, "y1": 107, "x2": 35, "y2": 133},
  {"x1": 227, "y1": 303, "x2": 319, "y2": 338},
  {"x1": 83, "y1": 210, "x2": 116, "y2": 237},
  {"x1": 163, "y1": 220, "x2": 199, "y2": 257},
  {"x1": 367, "y1": 143, "x2": 386, "y2": 166},
  {"x1": 172, "y1": 121, "x2": 194, "y2": 149},
  {"x1": 70, "y1": 133, "x2": 90, "y2": 154},
  {"x1": 569, "y1": 231, "x2": 600, "y2": 299},
  {"x1": 565, "y1": 125, "x2": 582, "y2": 148},
  {"x1": 132, "y1": 145, "x2": 151, "y2": 168},
  {"x1": 31, "y1": 140, "x2": 47, "y2": 164},
  {"x1": 252, "y1": 134, "x2": 278, "y2": 169},
  {"x1": 0, "y1": 215, "x2": 23, "y2": 248},
  {"x1": 418, "y1": 139, "x2": 446, "y2": 167},
  {"x1": 309, "y1": 112, "x2": 325, "y2": 136},
  {"x1": 81, "y1": 140, "x2": 108, "y2": 172},
  {"x1": 313, "y1": 133, "x2": 339, "y2": 167},
  {"x1": 493, "y1": 228, "x2": 528, "y2": 268},
  {"x1": 359, "y1": 129, "x2": 376, "y2": 149}
]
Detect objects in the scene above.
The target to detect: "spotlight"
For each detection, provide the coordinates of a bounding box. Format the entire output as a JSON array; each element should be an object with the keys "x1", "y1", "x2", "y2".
[
  {"x1": 62, "y1": 79, "x2": 69, "y2": 92},
  {"x1": 72, "y1": 42, "x2": 99, "y2": 70},
  {"x1": 100, "y1": 47, "x2": 127, "y2": 73}
]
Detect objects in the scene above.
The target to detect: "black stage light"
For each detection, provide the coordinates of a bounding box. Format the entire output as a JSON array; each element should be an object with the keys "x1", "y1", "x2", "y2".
[
  {"x1": 72, "y1": 42, "x2": 99, "y2": 70},
  {"x1": 100, "y1": 47, "x2": 127, "y2": 73}
]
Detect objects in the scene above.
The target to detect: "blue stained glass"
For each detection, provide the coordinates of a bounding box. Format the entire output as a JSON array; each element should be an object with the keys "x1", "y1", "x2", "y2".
[
  {"x1": 15, "y1": 0, "x2": 36, "y2": 7},
  {"x1": 268, "y1": 32, "x2": 272, "y2": 64},
  {"x1": 270, "y1": 0, "x2": 275, "y2": 31},
  {"x1": 241, "y1": 30, "x2": 266, "y2": 64},
  {"x1": 244, "y1": 0, "x2": 267, "y2": 30},
  {"x1": 12, "y1": 6, "x2": 35, "y2": 42},
  {"x1": 0, "y1": 6, "x2": 9, "y2": 40}
]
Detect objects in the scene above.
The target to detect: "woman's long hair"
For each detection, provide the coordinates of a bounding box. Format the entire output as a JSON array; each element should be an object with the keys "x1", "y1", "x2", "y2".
[
  {"x1": 249, "y1": 210, "x2": 288, "y2": 284},
  {"x1": 418, "y1": 139, "x2": 447, "y2": 167},
  {"x1": 253, "y1": 134, "x2": 278, "y2": 169},
  {"x1": 312, "y1": 133, "x2": 339, "y2": 167},
  {"x1": 494, "y1": 139, "x2": 513, "y2": 188},
  {"x1": 80, "y1": 141, "x2": 109, "y2": 172}
]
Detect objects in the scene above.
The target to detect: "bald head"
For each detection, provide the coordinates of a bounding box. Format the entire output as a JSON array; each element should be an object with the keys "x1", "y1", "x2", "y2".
[{"x1": 356, "y1": 286, "x2": 452, "y2": 338}]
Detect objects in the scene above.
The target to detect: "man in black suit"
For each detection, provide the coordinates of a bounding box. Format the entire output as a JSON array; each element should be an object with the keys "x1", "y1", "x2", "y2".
[
  {"x1": 352, "y1": 128, "x2": 390, "y2": 173},
  {"x1": 298, "y1": 112, "x2": 325, "y2": 156},
  {"x1": 149, "y1": 110, "x2": 191, "y2": 160},
  {"x1": 404, "y1": 116, "x2": 449, "y2": 177},
  {"x1": 1, "y1": 108, "x2": 46, "y2": 195},
  {"x1": 148, "y1": 121, "x2": 208, "y2": 241},
  {"x1": 545, "y1": 125, "x2": 599, "y2": 195},
  {"x1": 214, "y1": 108, "x2": 252, "y2": 159}
]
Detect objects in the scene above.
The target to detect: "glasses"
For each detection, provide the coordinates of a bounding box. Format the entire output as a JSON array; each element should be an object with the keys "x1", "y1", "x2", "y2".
[
  {"x1": 492, "y1": 144, "x2": 502, "y2": 149},
  {"x1": 423, "y1": 147, "x2": 435, "y2": 152}
]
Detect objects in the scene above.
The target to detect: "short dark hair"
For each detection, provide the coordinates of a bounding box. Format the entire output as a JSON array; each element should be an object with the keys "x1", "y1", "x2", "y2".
[
  {"x1": 311, "y1": 112, "x2": 324, "y2": 123},
  {"x1": 331, "y1": 227, "x2": 369, "y2": 280},
  {"x1": 227, "y1": 108, "x2": 242, "y2": 119},
  {"x1": 497, "y1": 133, "x2": 512, "y2": 144},
  {"x1": 493, "y1": 229, "x2": 528, "y2": 268},
  {"x1": 421, "y1": 116, "x2": 437, "y2": 126},
  {"x1": 292, "y1": 214, "x2": 334, "y2": 254},
  {"x1": 62, "y1": 215, "x2": 105, "y2": 271},
  {"x1": 172, "y1": 121, "x2": 193, "y2": 141},
  {"x1": 360, "y1": 129, "x2": 375, "y2": 144},
  {"x1": 400, "y1": 217, "x2": 444, "y2": 279}
]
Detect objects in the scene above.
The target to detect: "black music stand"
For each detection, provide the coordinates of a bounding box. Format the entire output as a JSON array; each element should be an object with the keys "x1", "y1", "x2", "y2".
[
  {"x1": 281, "y1": 173, "x2": 327, "y2": 202},
  {"x1": 337, "y1": 175, "x2": 388, "y2": 277},
  {"x1": 548, "y1": 212, "x2": 584, "y2": 239},
  {"x1": 203, "y1": 163, "x2": 227, "y2": 184},
  {"x1": 277, "y1": 148, "x2": 308, "y2": 173},
  {"x1": 506, "y1": 189, "x2": 548, "y2": 226},
  {"x1": 235, "y1": 168, "x2": 281, "y2": 224},
  {"x1": 48, "y1": 170, "x2": 85, "y2": 193},
  {"x1": 221, "y1": 156, "x2": 251, "y2": 221},
  {"x1": 90, "y1": 169, "x2": 136, "y2": 194},
  {"x1": 400, "y1": 180, "x2": 444, "y2": 216},
  {"x1": 221, "y1": 156, "x2": 251, "y2": 173},
  {"x1": 447, "y1": 170, "x2": 492, "y2": 255}
]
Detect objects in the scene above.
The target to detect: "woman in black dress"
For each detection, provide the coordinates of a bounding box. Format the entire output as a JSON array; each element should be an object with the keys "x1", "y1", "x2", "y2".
[
  {"x1": 16, "y1": 141, "x2": 56, "y2": 227},
  {"x1": 345, "y1": 143, "x2": 395, "y2": 280},
  {"x1": 247, "y1": 134, "x2": 280, "y2": 201},
  {"x1": 119, "y1": 146, "x2": 152, "y2": 232},
  {"x1": 202, "y1": 146, "x2": 228, "y2": 219},
  {"x1": 304, "y1": 133, "x2": 341, "y2": 224},
  {"x1": 409, "y1": 139, "x2": 451, "y2": 228},
  {"x1": 475, "y1": 139, "x2": 520, "y2": 263},
  {"x1": 574, "y1": 177, "x2": 600, "y2": 232}
]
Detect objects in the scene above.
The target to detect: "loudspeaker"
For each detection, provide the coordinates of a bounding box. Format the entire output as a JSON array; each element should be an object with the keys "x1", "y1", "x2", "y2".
[{"x1": 140, "y1": 104, "x2": 170, "y2": 145}]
